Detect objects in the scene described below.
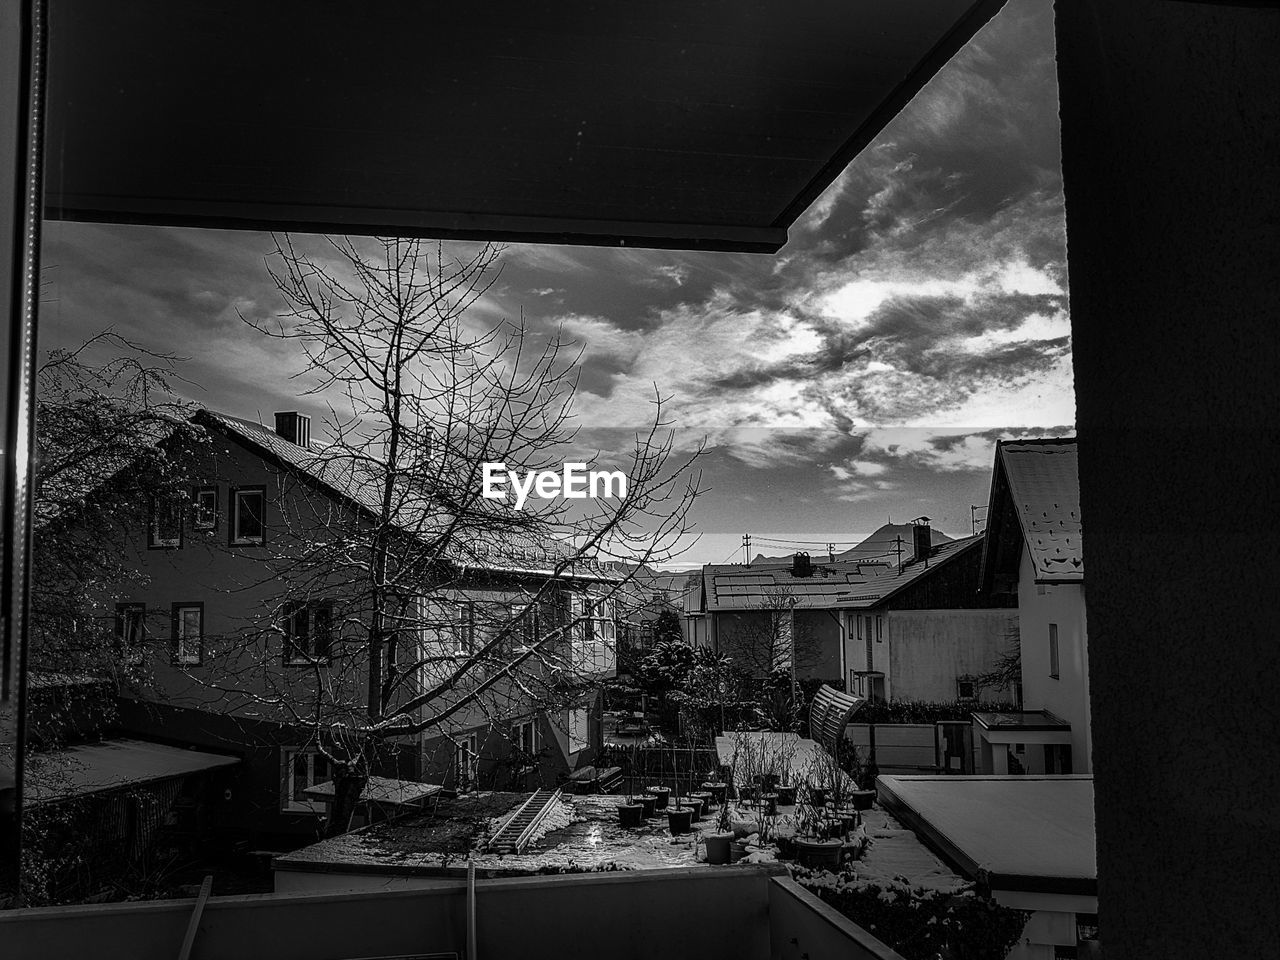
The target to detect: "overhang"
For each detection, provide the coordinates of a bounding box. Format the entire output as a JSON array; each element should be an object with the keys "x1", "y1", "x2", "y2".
[
  {"x1": 24, "y1": 738, "x2": 239, "y2": 805},
  {"x1": 42, "y1": 0, "x2": 1007, "y2": 252}
]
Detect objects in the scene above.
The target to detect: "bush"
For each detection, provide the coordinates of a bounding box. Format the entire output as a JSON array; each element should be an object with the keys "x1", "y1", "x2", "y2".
[
  {"x1": 791, "y1": 866, "x2": 1027, "y2": 960},
  {"x1": 855, "y1": 699, "x2": 1019, "y2": 725}
]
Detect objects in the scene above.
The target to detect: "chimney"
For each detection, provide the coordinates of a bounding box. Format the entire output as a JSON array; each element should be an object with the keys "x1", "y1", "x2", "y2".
[
  {"x1": 911, "y1": 516, "x2": 932, "y2": 564},
  {"x1": 791, "y1": 551, "x2": 813, "y2": 578},
  {"x1": 274, "y1": 411, "x2": 311, "y2": 449}
]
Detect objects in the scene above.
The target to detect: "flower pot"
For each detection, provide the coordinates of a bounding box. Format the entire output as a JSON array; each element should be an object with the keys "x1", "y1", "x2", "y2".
[
  {"x1": 760, "y1": 792, "x2": 779, "y2": 816},
  {"x1": 795, "y1": 837, "x2": 844, "y2": 870},
  {"x1": 776, "y1": 785, "x2": 798, "y2": 806},
  {"x1": 617, "y1": 802, "x2": 644, "y2": 828},
  {"x1": 850, "y1": 788, "x2": 876, "y2": 811},
  {"x1": 737, "y1": 784, "x2": 757, "y2": 804},
  {"x1": 703, "y1": 831, "x2": 735, "y2": 865},
  {"x1": 774, "y1": 835, "x2": 797, "y2": 859},
  {"x1": 729, "y1": 839, "x2": 748, "y2": 863},
  {"x1": 807, "y1": 787, "x2": 827, "y2": 808},
  {"x1": 690, "y1": 791, "x2": 714, "y2": 814},
  {"x1": 754, "y1": 773, "x2": 780, "y2": 791},
  {"x1": 683, "y1": 796, "x2": 704, "y2": 819},
  {"x1": 701, "y1": 781, "x2": 728, "y2": 805},
  {"x1": 646, "y1": 786, "x2": 671, "y2": 811},
  {"x1": 638, "y1": 794, "x2": 657, "y2": 818},
  {"x1": 667, "y1": 806, "x2": 694, "y2": 834}
]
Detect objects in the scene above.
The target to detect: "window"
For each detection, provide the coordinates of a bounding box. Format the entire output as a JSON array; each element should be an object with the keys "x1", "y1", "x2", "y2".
[
  {"x1": 865, "y1": 616, "x2": 874, "y2": 671},
  {"x1": 956, "y1": 676, "x2": 977, "y2": 701},
  {"x1": 586, "y1": 594, "x2": 616, "y2": 673},
  {"x1": 453, "y1": 601, "x2": 476, "y2": 654},
  {"x1": 281, "y1": 748, "x2": 332, "y2": 813},
  {"x1": 1049, "y1": 622, "x2": 1060, "y2": 678},
  {"x1": 230, "y1": 486, "x2": 266, "y2": 545},
  {"x1": 283, "y1": 599, "x2": 333, "y2": 664},
  {"x1": 876, "y1": 615, "x2": 883, "y2": 643},
  {"x1": 568, "y1": 708, "x2": 589, "y2": 754},
  {"x1": 172, "y1": 602, "x2": 203, "y2": 665},
  {"x1": 115, "y1": 603, "x2": 146, "y2": 664},
  {"x1": 192, "y1": 485, "x2": 218, "y2": 531},
  {"x1": 514, "y1": 718, "x2": 539, "y2": 759},
  {"x1": 454, "y1": 733, "x2": 479, "y2": 790},
  {"x1": 514, "y1": 603, "x2": 539, "y2": 652},
  {"x1": 148, "y1": 493, "x2": 183, "y2": 548}
]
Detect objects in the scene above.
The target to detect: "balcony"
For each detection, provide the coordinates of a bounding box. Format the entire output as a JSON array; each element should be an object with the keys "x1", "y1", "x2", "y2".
[{"x1": 2, "y1": 865, "x2": 904, "y2": 960}]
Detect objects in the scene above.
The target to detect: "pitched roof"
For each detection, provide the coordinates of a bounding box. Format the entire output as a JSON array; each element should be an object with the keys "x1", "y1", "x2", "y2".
[
  {"x1": 698, "y1": 538, "x2": 978, "y2": 613},
  {"x1": 994, "y1": 438, "x2": 1083, "y2": 582},
  {"x1": 201, "y1": 409, "x2": 617, "y2": 582},
  {"x1": 837, "y1": 535, "x2": 985, "y2": 609}
]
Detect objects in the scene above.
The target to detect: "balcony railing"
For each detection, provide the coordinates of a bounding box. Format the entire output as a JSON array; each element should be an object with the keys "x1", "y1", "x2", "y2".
[{"x1": 1, "y1": 865, "x2": 905, "y2": 960}]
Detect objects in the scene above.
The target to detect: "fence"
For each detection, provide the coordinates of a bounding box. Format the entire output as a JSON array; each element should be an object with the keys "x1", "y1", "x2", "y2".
[
  {"x1": 843, "y1": 721, "x2": 975, "y2": 775},
  {"x1": 603, "y1": 745, "x2": 723, "y2": 794}
]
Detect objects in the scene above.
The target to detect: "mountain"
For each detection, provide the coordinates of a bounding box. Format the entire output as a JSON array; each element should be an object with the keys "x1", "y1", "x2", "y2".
[{"x1": 749, "y1": 523, "x2": 956, "y2": 566}]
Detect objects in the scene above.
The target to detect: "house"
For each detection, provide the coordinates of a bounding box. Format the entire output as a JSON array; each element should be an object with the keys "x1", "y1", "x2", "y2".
[
  {"x1": 976, "y1": 439, "x2": 1088, "y2": 775},
  {"x1": 686, "y1": 522, "x2": 1015, "y2": 705},
  {"x1": 67, "y1": 408, "x2": 618, "y2": 846},
  {"x1": 877, "y1": 775, "x2": 1099, "y2": 960},
  {"x1": 836, "y1": 521, "x2": 1017, "y2": 704}
]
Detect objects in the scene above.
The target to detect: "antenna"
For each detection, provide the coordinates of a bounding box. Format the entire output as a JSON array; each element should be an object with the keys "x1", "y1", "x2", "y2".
[{"x1": 895, "y1": 536, "x2": 904, "y2": 575}]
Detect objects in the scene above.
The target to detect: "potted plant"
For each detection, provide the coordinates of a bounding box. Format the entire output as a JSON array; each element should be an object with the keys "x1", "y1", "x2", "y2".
[
  {"x1": 702, "y1": 799, "x2": 735, "y2": 865},
  {"x1": 774, "y1": 733, "x2": 800, "y2": 806},
  {"x1": 618, "y1": 744, "x2": 644, "y2": 827},
  {"x1": 646, "y1": 784, "x2": 671, "y2": 811},
  {"x1": 792, "y1": 792, "x2": 842, "y2": 870},
  {"x1": 666, "y1": 740, "x2": 694, "y2": 834},
  {"x1": 846, "y1": 746, "x2": 876, "y2": 811}
]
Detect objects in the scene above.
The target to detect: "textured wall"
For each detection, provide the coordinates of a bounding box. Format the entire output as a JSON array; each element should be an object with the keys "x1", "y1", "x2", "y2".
[{"x1": 1056, "y1": 1, "x2": 1280, "y2": 956}]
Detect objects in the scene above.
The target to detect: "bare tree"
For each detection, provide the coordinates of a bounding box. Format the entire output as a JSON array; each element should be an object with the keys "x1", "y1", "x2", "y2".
[
  {"x1": 191, "y1": 236, "x2": 705, "y2": 833},
  {"x1": 30, "y1": 331, "x2": 203, "y2": 690}
]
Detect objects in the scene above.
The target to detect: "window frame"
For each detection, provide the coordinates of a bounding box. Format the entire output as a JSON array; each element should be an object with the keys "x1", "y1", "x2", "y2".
[
  {"x1": 147, "y1": 492, "x2": 184, "y2": 549},
  {"x1": 115, "y1": 602, "x2": 146, "y2": 665},
  {"x1": 454, "y1": 600, "x2": 476, "y2": 655},
  {"x1": 191, "y1": 484, "x2": 219, "y2": 532},
  {"x1": 956, "y1": 675, "x2": 977, "y2": 701},
  {"x1": 1049, "y1": 622, "x2": 1060, "y2": 679},
  {"x1": 228, "y1": 484, "x2": 267, "y2": 546},
  {"x1": 171, "y1": 601, "x2": 204, "y2": 666},
  {"x1": 282, "y1": 598, "x2": 334, "y2": 666},
  {"x1": 280, "y1": 747, "x2": 332, "y2": 814}
]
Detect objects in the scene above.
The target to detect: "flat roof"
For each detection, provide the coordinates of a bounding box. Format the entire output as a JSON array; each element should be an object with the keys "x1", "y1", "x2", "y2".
[
  {"x1": 302, "y1": 776, "x2": 442, "y2": 808},
  {"x1": 43, "y1": 0, "x2": 1009, "y2": 252},
  {"x1": 875, "y1": 775, "x2": 1096, "y2": 896},
  {"x1": 972, "y1": 710, "x2": 1070, "y2": 732},
  {"x1": 24, "y1": 738, "x2": 239, "y2": 805}
]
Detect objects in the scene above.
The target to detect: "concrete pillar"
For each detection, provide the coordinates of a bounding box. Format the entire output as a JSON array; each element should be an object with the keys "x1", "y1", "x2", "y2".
[{"x1": 1055, "y1": 1, "x2": 1280, "y2": 955}]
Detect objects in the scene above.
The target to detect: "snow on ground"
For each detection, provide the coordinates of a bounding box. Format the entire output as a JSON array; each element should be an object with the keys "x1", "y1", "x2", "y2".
[{"x1": 847, "y1": 808, "x2": 968, "y2": 892}]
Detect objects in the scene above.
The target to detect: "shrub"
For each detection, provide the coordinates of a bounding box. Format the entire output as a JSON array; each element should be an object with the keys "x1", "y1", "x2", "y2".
[{"x1": 791, "y1": 866, "x2": 1028, "y2": 960}]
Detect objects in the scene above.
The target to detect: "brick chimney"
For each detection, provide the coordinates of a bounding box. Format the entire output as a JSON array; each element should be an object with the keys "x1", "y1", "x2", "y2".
[
  {"x1": 911, "y1": 516, "x2": 932, "y2": 564},
  {"x1": 274, "y1": 411, "x2": 311, "y2": 448}
]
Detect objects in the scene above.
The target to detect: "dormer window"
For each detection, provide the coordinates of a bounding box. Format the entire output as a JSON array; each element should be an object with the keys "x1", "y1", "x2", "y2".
[{"x1": 230, "y1": 486, "x2": 266, "y2": 545}]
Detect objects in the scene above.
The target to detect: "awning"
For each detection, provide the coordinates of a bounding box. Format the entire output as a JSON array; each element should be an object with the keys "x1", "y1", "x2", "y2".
[
  {"x1": 42, "y1": 0, "x2": 1008, "y2": 252},
  {"x1": 302, "y1": 776, "x2": 442, "y2": 808},
  {"x1": 24, "y1": 738, "x2": 239, "y2": 806}
]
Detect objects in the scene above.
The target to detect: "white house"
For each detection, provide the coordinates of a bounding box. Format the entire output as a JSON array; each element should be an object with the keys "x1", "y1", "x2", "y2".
[{"x1": 976, "y1": 439, "x2": 1089, "y2": 774}]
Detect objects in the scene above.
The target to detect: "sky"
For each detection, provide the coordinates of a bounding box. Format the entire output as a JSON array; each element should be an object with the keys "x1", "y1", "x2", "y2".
[{"x1": 37, "y1": 0, "x2": 1071, "y2": 570}]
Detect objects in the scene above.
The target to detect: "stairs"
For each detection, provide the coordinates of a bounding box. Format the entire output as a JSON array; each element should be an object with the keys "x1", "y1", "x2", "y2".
[{"x1": 486, "y1": 788, "x2": 561, "y2": 854}]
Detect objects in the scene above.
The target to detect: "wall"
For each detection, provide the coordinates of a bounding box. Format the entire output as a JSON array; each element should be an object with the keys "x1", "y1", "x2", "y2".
[
  {"x1": 1, "y1": 866, "x2": 786, "y2": 960},
  {"x1": 1055, "y1": 2, "x2": 1280, "y2": 954},
  {"x1": 793, "y1": 609, "x2": 842, "y2": 682},
  {"x1": 1016, "y1": 552, "x2": 1090, "y2": 772},
  {"x1": 886, "y1": 609, "x2": 1016, "y2": 702}
]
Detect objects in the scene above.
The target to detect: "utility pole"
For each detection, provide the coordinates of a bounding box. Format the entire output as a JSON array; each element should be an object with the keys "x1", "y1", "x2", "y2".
[
  {"x1": 742, "y1": 533, "x2": 751, "y2": 565},
  {"x1": 827, "y1": 542, "x2": 835, "y2": 563},
  {"x1": 894, "y1": 536, "x2": 904, "y2": 574}
]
